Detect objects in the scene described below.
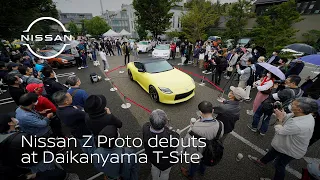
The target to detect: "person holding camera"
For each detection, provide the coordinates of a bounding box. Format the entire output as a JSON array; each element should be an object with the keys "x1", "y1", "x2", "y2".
[
  {"x1": 236, "y1": 58, "x2": 255, "y2": 89},
  {"x1": 249, "y1": 97, "x2": 318, "y2": 180},
  {"x1": 247, "y1": 75, "x2": 304, "y2": 135}
]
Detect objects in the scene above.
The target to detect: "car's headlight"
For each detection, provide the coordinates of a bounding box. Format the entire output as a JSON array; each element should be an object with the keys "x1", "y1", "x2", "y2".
[
  {"x1": 159, "y1": 87, "x2": 173, "y2": 94},
  {"x1": 61, "y1": 59, "x2": 68, "y2": 63}
]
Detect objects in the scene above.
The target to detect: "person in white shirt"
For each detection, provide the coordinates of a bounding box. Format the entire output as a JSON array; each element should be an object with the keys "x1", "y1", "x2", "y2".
[
  {"x1": 239, "y1": 48, "x2": 253, "y2": 69},
  {"x1": 225, "y1": 49, "x2": 239, "y2": 79},
  {"x1": 249, "y1": 97, "x2": 318, "y2": 180},
  {"x1": 99, "y1": 50, "x2": 109, "y2": 72}
]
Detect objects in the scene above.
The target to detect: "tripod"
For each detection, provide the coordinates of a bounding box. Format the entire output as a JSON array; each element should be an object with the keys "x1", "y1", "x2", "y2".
[{"x1": 217, "y1": 69, "x2": 238, "y2": 100}]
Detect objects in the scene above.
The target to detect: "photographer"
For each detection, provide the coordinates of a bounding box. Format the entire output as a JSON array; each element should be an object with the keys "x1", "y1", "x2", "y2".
[
  {"x1": 249, "y1": 97, "x2": 318, "y2": 180},
  {"x1": 247, "y1": 75, "x2": 304, "y2": 136}
]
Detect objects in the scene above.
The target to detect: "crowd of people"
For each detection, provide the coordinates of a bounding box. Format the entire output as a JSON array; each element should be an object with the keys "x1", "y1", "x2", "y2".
[{"x1": 0, "y1": 37, "x2": 320, "y2": 180}]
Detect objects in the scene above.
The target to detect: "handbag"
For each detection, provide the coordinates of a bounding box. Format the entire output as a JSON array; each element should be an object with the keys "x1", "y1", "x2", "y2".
[{"x1": 227, "y1": 66, "x2": 233, "y2": 72}]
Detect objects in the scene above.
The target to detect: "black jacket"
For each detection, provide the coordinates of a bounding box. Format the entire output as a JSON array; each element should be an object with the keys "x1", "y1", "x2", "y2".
[
  {"x1": 43, "y1": 77, "x2": 67, "y2": 99},
  {"x1": 56, "y1": 106, "x2": 91, "y2": 138},
  {"x1": 8, "y1": 85, "x2": 26, "y2": 106},
  {"x1": 214, "y1": 100, "x2": 240, "y2": 134},
  {"x1": 142, "y1": 122, "x2": 180, "y2": 171},
  {"x1": 85, "y1": 112, "x2": 122, "y2": 143}
]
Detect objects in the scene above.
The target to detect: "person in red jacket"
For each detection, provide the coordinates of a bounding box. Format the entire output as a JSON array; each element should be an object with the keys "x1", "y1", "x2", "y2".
[
  {"x1": 170, "y1": 42, "x2": 176, "y2": 59},
  {"x1": 25, "y1": 83, "x2": 56, "y2": 115},
  {"x1": 25, "y1": 83, "x2": 64, "y2": 138}
]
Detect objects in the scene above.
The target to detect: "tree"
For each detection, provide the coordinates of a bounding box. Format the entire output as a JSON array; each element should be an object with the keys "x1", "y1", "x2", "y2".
[
  {"x1": 302, "y1": 29, "x2": 320, "y2": 50},
  {"x1": 251, "y1": 0, "x2": 302, "y2": 53},
  {"x1": 166, "y1": 30, "x2": 182, "y2": 39},
  {"x1": 84, "y1": 16, "x2": 111, "y2": 36},
  {"x1": 224, "y1": 0, "x2": 254, "y2": 46},
  {"x1": 133, "y1": 0, "x2": 180, "y2": 38},
  {"x1": 0, "y1": 0, "x2": 58, "y2": 40},
  {"x1": 181, "y1": 0, "x2": 219, "y2": 42},
  {"x1": 67, "y1": 22, "x2": 80, "y2": 36},
  {"x1": 136, "y1": 23, "x2": 148, "y2": 40}
]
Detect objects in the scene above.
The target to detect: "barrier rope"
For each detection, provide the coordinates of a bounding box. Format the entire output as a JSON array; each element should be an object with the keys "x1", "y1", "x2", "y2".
[
  {"x1": 105, "y1": 67, "x2": 152, "y2": 114},
  {"x1": 176, "y1": 67, "x2": 224, "y2": 92}
]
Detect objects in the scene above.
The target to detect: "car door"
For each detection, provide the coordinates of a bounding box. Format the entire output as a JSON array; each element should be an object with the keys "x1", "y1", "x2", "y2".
[{"x1": 134, "y1": 62, "x2": 149, "y2": 91}]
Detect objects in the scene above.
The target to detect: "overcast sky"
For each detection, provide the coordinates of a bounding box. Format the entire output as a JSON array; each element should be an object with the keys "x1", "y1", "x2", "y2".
[{"x1": 53, "y1": 0, "x2": 238, "y2": 16}]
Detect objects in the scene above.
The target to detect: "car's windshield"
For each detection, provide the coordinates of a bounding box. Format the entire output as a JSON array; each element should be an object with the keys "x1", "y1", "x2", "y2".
[
  {"x1": 238, "y1": 38, "x2": 250, "y2": 44},
  {"x1": 42, "y1": 50, "x2": 58, "y2": 56},
  {"x1": 155, "y1": 45, "x2": 169, "y2": 50},
  {"x1": 139, "y1": 41, "x2": 148, "y2": 45},
  {"x1": 144, "y1": 61, "x2": 173, "y2": 73}
]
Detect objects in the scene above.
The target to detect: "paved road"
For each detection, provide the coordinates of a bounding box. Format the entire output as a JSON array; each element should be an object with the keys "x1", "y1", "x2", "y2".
[{"x1": 0, "y1": 52, "x2": 319, "y2": 180}]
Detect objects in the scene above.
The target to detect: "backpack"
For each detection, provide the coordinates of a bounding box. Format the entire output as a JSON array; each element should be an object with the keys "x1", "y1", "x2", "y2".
[
  {"x1": 246, "y1": 66, "x2": 255, "y2": 86},
  {"x1": 189, "y1": 120, "x2": 224, "y2": 166}
]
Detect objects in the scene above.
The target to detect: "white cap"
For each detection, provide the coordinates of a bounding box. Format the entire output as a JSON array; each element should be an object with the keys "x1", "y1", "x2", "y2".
[{"x1": 230, "y1": 86, "x2": 246, "y2": 100}]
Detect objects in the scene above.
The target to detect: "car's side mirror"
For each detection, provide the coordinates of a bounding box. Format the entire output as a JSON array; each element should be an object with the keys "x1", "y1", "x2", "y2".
[{"x1": 138, "y1": 69, "x2": 144, "y2": 72}]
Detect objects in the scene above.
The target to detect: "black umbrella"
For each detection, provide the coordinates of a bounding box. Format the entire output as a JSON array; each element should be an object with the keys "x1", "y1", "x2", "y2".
[
  {"x1": 253, "y1": 46, "x2": 266, "y2": 56},
  {"x1": 285, "y1": 43, "x2": 317, "y2": 55}
]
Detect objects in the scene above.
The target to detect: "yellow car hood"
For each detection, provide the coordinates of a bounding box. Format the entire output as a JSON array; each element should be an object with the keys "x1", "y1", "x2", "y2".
[{"x1": 148, "y1": 68, "x2": 195, "y2": 93}]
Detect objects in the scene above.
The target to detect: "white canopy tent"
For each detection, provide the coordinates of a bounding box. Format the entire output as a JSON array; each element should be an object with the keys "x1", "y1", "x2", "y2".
[
  {"x1": 119, "y1": 29, "x2": 131, "y2": 36},
  {"x1": 103, "y1": 29, "x2": 120, "y2": 37}
]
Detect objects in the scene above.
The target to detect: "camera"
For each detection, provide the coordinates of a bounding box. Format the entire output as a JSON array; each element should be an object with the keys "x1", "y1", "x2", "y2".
[
  {"x1": 273, "y1": 101, "x2": 283, "y2": 110},
  {"x1": 274, "y1": 80, "x2": 285, "y2": 84}
]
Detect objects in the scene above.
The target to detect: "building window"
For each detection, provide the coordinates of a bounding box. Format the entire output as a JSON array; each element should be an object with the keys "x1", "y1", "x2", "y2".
[
  {"x1": 177, "y1": 17, "x2": 180, "y2": 28},
  {"x1": 309, "y1": 1, "x2": 316, "y2": 9},
  {"x1": 172, "y1": 16, "x2": 175, "y2": 28}
]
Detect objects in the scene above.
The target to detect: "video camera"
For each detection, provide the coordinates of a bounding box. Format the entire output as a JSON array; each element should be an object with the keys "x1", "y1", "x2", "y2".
[{"x1": 273, "y1": 101, "x2": 283, "y2": 110}]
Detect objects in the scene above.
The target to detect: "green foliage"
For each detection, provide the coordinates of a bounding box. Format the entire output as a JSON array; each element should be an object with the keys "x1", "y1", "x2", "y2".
[
  {"x1": 251, "y1": 0, "x2": 302, "y2": 53},
  {"x1": 135, "y1": 23, "x2": 148, "y2": 40},
  {"x1": 67, "y1": 22, "x2": 80, "y2": 36},
  {"x1": 84, "y1": 16, "x2": 111, "y2": 37},
  {"x1": 133, "y1": 0, "x2": 180, "y2": 38},
  {"x1": 302, "y1": 29, "x2": 320, "y2": 51},
  {"x1": 0, "y1": 0, "x2": 58, "y2": 40},
  {"x1": 224, "y1": 0, "x2": 254, "y2": 45},
  {"x1": 166, "y1": 30, "x2": 182, "y2": 39},
  {"x1": 181, "y1": 0, "x2": 219, "y2": 43}
]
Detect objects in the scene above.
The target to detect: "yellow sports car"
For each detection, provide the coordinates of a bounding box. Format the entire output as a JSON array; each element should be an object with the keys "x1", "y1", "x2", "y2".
[{"x1": 127, "y1": 58, "x2": 195, "y2": 104}]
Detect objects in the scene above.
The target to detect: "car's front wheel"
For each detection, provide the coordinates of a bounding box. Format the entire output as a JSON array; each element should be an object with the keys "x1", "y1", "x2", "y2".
[
  {"x1": 128, "y1": 69, "x2": 133, "y2": 81},
  {"x1": 149, "y1": 86, "x2": 159, "y2": 103}
]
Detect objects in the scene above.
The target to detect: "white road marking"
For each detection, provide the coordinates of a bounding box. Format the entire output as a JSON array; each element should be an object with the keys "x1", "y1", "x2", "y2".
[
  {"x1": 0, "y1": 97, "x2": 13, "y2": 102},
  {"x1": 0, "y1": 100, "x2": 15, "y2": 105},
  {"x1": 311, "y1": 71, "x2": 320, "y2": 74},
  {"x1": 230, "y1": 131, "x2": 302, "y2": 179},
  {"x1": 56, "y1": 72, "x2": 75, "y2": 77}
]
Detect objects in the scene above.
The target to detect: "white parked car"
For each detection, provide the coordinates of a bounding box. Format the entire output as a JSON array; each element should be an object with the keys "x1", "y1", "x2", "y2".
[
  {"x1": 137, "y1": 41, "x2": 152, "y2": 53},
  {"x1": 152, "y1": 44, "x2": 171, "y2": 60}
]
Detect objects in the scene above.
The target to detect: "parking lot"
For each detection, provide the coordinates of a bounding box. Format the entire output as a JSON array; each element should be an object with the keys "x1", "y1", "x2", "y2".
[{"x1": 0, "y1": 53, "x2": 319, "y2": 180}]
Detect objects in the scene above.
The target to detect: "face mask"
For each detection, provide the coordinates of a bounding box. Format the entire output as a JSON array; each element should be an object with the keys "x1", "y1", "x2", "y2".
[
  {"x1": 34, "y1": 100, "x2": 38, "y2": 105},
  {"x1": 39, "y1": 60, "x2": 44, "y2": 64},
  {"x1": 272, "y1": 52, "x2": 276, "y2": 55},
  {"x1": 19, "y1": 78, "x2": 23, "y2": 84},
  {"x1": 254, "y1": 50, "x2": 258, "y2": 53},
  {"x1": 288, "y1": 104, "x2": 292, "y2": 112}
]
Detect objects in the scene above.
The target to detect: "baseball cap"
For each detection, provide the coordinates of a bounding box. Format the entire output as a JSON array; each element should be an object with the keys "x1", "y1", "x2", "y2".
[
  {"x1": 230, "y1": 86, "x2": 246, "y2": 100},
  {"x1": 7, "y1": 63, "x2": 19, "y2": 69},
  {"x1": 26, "y1": 83, "x2": 44, "y2": 93}
]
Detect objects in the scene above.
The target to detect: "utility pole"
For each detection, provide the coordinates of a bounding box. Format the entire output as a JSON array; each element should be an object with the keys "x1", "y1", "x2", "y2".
[{"x1": 100, "y1": 0, "x2": 104, "y2": 15}]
